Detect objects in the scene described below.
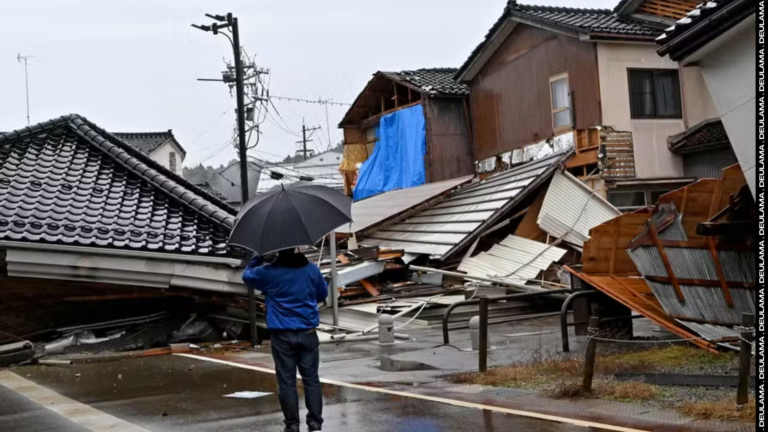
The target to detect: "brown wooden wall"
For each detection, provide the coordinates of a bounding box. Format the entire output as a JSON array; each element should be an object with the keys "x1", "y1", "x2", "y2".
[
  {"x1": 469, "y1": 23, "x2": 601, "y2": 161},
  {"x1": 423, "y1": 98, "x2": 475, "y2": 182}
]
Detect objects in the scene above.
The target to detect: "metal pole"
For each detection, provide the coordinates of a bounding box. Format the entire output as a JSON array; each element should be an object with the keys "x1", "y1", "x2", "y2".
[
  {"x1": 325, "y1": 103, "x2": 331, "y2": 149},
  {"x1": 478, "y1": 295, "x2": 489, "y2": 373},
  {"x1": 329, "y1": 231, "x2": 339, "y2": 327},
  {"x1": 301, "y1": 120, "x2": 307, "y2": 160},
  {"x1": 737, "y1": 313, "x2": 754, "y2": 405},
  {"x1": 409, "y1": 265, "x2": 548, "y2": 292},
  {"x1": 23, "y1": 59, "x2": 30, "y2": 126},
  {"x1": 582, "y1": 316, "x2": 599, "y2": 393}
]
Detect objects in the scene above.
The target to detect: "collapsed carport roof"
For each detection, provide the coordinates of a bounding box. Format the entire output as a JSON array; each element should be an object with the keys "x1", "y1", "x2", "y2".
[{"x1": 359, "y1": 149, "x2": 573, "y2": 261}]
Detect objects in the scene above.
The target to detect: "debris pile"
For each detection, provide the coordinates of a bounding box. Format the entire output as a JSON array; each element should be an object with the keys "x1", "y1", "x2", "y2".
[{"x1": 568, "y1": 164, "x2": 755, "y2": 352}]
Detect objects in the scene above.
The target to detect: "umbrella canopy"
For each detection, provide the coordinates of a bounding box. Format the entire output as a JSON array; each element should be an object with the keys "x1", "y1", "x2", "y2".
[{"x1": 228, "y1": 182, "x2": 352, "y2": 254}]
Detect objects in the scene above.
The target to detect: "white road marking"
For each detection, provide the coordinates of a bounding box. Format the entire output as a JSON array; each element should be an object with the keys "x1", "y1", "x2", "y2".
[
  {"x1": 0, "y1": 370, "x2": 152, "y2": 432},
  {"x1": 177, "y1": 353, "x2": 649, "y2": 432}
]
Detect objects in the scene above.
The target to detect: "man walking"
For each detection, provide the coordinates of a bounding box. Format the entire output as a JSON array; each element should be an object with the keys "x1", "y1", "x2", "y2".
[{"x1": 243, "y1": 248, "x2": 328, "y2": 432}]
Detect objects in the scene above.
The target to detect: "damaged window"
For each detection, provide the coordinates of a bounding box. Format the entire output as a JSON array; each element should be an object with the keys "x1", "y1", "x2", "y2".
[
  {"x1": 628, "y1": 69, "x2": 682, "y2": 119},
  {"x1": 608, "y1": 190, "x2": 646, "y2": 211},
  {"x1": 549, "y1": 73, "x2": 572, "y2": 131}
]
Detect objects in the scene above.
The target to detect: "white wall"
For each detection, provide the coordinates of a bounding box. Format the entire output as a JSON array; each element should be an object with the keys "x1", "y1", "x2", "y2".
[
  {"x1": 150, "y1": 141, "x2": 185, "y2": 176},
  {"x1": 597, "y1": 43, "x2": 715, "y2": 180},
  {"x1": 692, "y1": 16, "x2": 757, "y2": 196}
]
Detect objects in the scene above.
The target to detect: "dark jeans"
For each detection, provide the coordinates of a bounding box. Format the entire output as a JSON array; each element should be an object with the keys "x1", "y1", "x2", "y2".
[{"x1": 271, "y1": 330, "x2": 323, "y2": 429}]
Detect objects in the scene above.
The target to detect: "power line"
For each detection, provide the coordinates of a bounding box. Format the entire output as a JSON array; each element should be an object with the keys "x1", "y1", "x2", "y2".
[{"x1": 270, "y1": 95, "x2": 351, "y2": 106}]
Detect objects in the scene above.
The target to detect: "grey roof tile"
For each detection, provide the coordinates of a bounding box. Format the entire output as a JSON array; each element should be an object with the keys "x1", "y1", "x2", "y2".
[
  {"x1": 383, "y1": 68, "x2": 469, "y2": 96},
  {"x1": 0, "y1": 114, "x2": 236, "y2": 256},
  {"x1": 114, "y1": 130, "x2": 186, "y2": 156}
]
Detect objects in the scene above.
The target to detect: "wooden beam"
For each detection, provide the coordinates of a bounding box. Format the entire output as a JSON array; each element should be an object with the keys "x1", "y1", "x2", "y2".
[
  {"x1": 407, "y1": 87, "x2": 412, "y2": 102},
  {"x1": 393, "y1": 83, "x2": 399, "y2": 108},
  {"x1": 355, "y1": 101, "x2": 422, "y2": 129},
  {"x1": 707, "y1": 237, "x2": 735, "y2": 306},
  {"x1": 648, "y1": 221, "x2": 686, "y2": 302},
  {"x1": 644, "y1": 275, "x2": 755, "y2": 289},
  {"x1": 380, "y1": 95, "x2": 385, "y2": 113}
]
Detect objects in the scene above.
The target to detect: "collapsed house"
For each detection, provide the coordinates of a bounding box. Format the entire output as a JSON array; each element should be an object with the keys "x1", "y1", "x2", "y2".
[
  {"x1": 568, "y1": 164, "x2": 754, "y2": 351},
  {"x1": 338, "y1": 68, "x2": 475, "y2": 198},
  {"x1": 0, "y1": 115, "x2": 252, "y2": 361},
  {"x1": 323, "y1": 148, "x2": 624, "y2": 332}
]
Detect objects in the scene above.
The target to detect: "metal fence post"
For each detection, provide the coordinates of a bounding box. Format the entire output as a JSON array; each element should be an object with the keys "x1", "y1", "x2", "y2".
[
  {"x1": 582, "y1": 316, "x2": 599, "y2": 393},
  {"x1": 479, "y1": 296, "x2": 489, "y2": 373},
  {"x1": 737, "y1": 313, "x2": 754, "y2": 405}
]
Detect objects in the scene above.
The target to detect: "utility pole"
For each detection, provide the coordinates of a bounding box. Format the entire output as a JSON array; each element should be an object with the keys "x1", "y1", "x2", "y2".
[
  {"x1": 192, "y1": 13, "x2": 250, "y2": 206},
  {"x1": 296, "y1": 118, "x2": 321, "y2": 161},
  {"x1": 193, "y1": 13, "x2": 259, "y2": 347},
  {"x1": 17, "y1": 54, "x2": 33, "y2": 126}
]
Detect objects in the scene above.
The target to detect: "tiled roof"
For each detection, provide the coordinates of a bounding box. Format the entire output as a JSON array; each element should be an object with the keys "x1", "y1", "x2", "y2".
[
  {"x1": 383, "y1": 68, "x2": 469, "y2": 96},
  {"x1": 456, "y1": 1, "x2": 661, "y2": 81},
  {"x1": 668, "y1": 118, "x2": 729, "y2": 154},
  {"x1": 655, "y1": 0, "x2": 755, "y2": 61},
  {"x1": 114, "y1": 131, "x2": 186, "y2": 157},
  {"x1": 0, "y1": 115, "x2": 236, "y2": 256},
  {"x1": 193, "y1": 182, "x2": 229, "y2": 202},
  {"x1": 511, "y1": 3, "x2": 660, "y2": 37}
]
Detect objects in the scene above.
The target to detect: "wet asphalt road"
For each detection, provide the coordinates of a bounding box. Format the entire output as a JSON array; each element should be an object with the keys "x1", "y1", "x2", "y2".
[{"x1": 2, "y1": 355, "x2": 610, "y2": 432}]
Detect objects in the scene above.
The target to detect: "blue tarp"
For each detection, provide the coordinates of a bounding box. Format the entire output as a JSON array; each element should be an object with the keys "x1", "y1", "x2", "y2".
[{"x1": 353, "y1": 104, "x2": 426, "y2": 201}]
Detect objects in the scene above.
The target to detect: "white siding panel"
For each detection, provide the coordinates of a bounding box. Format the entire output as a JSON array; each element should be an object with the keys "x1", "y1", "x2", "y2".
[
  {"x1": 458, "y1": 235, "x2": 566, "y2": 283},
  {"x1": 537, "y1": 171, "x2": 621, "y2": 247}
]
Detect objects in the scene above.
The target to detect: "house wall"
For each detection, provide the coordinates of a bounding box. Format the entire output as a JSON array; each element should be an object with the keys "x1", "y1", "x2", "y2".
[
  {"x1": 596, "y1": 43, "x2": 713, "y2": 179},
  {"x1": 469, "y1": 24, "x2": 602, "y2": 161},
  {"x1": 694, "y1": 15, "x2": 757, "y2": 196},
  {"x1": 423, "y1": 98, "x2": 475, "y2": 182},
  {"x1": 150, "y1": 141, "x2": 185, "y2": 176}
]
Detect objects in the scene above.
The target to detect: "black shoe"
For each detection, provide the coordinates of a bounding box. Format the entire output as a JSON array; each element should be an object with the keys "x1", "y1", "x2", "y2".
[
  {"x1": 308, "y1": 422, "x2": 322, "y2": 432},
  {"x1": 281, "y1": 426, "x2": 300, "y2": 432}
]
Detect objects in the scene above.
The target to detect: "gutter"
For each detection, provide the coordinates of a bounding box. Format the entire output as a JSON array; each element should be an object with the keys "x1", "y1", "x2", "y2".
[{"x1": 0, "y1": 241, "x2": 242, "y2": 267}]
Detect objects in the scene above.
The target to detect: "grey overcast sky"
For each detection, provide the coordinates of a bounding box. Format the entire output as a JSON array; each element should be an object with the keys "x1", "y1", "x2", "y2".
[{"x1": 0, "y1": 0, "x2": 616, "y2": 168}]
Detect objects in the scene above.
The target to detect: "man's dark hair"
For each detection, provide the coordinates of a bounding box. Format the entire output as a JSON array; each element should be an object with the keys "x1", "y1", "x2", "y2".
[{"x1": 274, "y1": 248, "x2": 310, "y2": 269}]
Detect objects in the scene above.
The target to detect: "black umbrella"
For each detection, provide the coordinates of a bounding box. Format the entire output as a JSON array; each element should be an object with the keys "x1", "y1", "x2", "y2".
[{"x1": 228, "y1": 182, "x2": 353, "y2": 254}]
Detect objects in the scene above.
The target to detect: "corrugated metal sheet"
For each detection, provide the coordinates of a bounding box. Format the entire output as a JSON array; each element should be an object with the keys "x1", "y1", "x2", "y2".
[
  {"x1": 337, "y1": 176, "x2": 473, "y2": 235},
  {"x1": 683, "y1": 147, "x2": 738, "y2": 180},
  {"x1": 537, "y1": 170, "x2": 621, "y2": 248},
  {"x1": 458, "y1": 235, "x2": 566, "y2": 284},
  {"x1": 627, "y1": 205, "x2": 757, "y2": 326},
  {"x1": 361, "y1": 150, "x2": 570, "y2": 259}
]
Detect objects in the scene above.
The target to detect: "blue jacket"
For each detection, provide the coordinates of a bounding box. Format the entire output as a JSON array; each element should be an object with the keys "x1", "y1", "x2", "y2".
[{"x1": 242, "y1": 255, "x2": 328, "y2": 330}]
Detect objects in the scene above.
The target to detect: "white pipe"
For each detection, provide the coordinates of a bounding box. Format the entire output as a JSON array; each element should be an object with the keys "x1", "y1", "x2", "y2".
[
  {"x1": 408, "y1": 265, "x2": 544, "y2": 292},
  {"x1": 37, "y1": 359, "x2": 73, "y2": 366}
]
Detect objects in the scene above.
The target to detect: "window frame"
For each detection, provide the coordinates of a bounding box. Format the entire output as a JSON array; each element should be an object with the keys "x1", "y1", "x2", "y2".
[
  {"x1": 548, "y1": 72, "x2": 572, "y2": 133},
  {"x1": 607, "y1": 189, "x2": 648, "y2": 211},
  {"x1": 627, "y1": 68, "x2": 683, "y2": 120}
]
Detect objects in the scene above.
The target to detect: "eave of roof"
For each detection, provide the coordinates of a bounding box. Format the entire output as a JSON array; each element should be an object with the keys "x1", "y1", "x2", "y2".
[
  {"x1": 656, "y1": 0, "x2": 757, "y2": 62},
  {"x1": 456, "y1": 1, "x2": 661, "y2": 82},
  {"x1": 339, "y1": 68, "x2": 468, "y2": 127}
]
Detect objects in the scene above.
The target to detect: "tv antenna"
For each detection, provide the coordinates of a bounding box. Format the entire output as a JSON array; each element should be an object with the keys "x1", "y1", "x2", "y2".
[{"x1": 17, "y1": 54, "x2": 34, "y2": 126}]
